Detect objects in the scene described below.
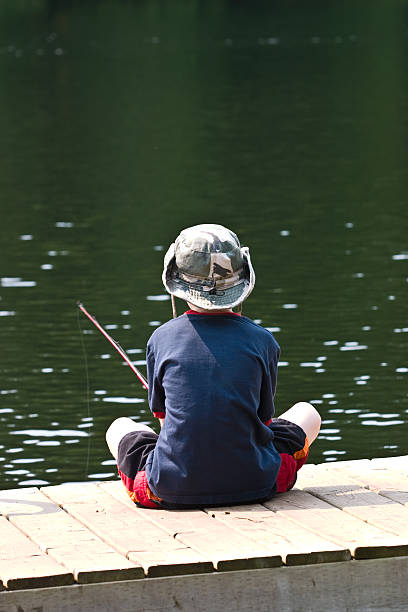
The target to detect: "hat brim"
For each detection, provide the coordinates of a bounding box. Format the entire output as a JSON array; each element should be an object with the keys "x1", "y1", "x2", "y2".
[{"x1": 162, "y1": 245, "x2": 255, "y2": 310}]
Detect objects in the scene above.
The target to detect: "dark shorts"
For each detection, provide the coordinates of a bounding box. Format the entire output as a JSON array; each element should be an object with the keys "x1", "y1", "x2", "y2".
[{"x1": 117, "y1": 418, "x2": 309, "y2": 509}]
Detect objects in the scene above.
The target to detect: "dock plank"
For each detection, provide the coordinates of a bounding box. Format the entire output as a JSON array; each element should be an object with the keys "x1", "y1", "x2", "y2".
[
  {"x1": 326, "y1": 462, "x2": 408, "y2": 507},
  {"x1": 0, "y1": 487, "x2": 142, "y2": 584},
  {"x1": 0, "y1": 516, "x2": 73, "y2": 590},
  {"x1": 2, "y1": 557, "x2": 408, "y2": 611},
  {"x1": 296, "y1": 468, "x2": 408, "y2": 539},
  {"x1": 102, "y1": 481, "x2": 282, "y2": 571},
  {"x1": 42, "y1": 483, "x2": 213, "y2": 577},
  {"x1": 263, "y1": 488, "x2": 408, "y2": 560},
  {"x1": 370, "y1": 456, "x2": 408, "y2": 470},
  {"x1": 1, "y1": 455, "x2": 407, "y2": 596},
  {"x1": 204, "y1": 503, "x2": 349, "y2": 565}
]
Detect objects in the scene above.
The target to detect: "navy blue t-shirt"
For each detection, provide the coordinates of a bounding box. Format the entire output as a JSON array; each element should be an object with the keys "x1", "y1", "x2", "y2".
[{"x1": 145, "y1": 311, "x2": 281, "y2": 506}]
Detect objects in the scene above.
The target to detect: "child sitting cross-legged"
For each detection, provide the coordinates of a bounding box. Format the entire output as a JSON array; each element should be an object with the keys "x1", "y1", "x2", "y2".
[{"x1": 106, "y1": 223, "x2": 321, "y2": 508}]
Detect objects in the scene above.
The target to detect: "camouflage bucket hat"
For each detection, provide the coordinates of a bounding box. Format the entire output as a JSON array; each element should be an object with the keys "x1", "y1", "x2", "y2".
[{"x1": 162, "y1": 224, "x2": 255, "y2": 310}]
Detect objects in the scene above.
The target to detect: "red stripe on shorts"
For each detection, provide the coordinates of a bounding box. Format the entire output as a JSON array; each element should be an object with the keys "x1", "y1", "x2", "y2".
[
  {"x1": 276, "y1": 436, "x2": 309, "y2": 493},
  {"x1": 118, "y1": 468, "x2": 161, "y2": 509}
]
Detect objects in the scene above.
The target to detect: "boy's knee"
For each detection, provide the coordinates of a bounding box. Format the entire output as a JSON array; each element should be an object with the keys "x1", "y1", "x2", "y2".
[
  {"x1": 106, "y1": 417, "x2": 128, "y2": 434},
  {"x1": 281, "y1": 402, "x2": 321, "y2": 444},
  {"x1": 292, "y1": 402, "x2": 321, "y2": 421},
  {"x1": 106, "y1": 417, "x2": 125, "y2": 443},
  {"x1": 106, "y1": 417, "x2": 155, "y2": 440},
  {"x1": 106, "y1": 417, "x2": 134, "y2": 460},
  {"x1": 106, "y1": 417, "x2": 156, "y2": 460}
]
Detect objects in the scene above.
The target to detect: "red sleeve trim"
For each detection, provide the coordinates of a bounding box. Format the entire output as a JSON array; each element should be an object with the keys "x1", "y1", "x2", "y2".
[
  {"x1": 185, "y1": 309, "x2": 241, "y2": 317},
  {"x1": 263, "y1": 417, "x2": 273, "y2": 426},
  {"x1": 153, "y1": 412, "x2": 165, "y2": 419}
]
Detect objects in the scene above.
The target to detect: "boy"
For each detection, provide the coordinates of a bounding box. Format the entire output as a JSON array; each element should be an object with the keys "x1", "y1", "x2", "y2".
[{"x1": 106, "y1": 223, "x2": 321, "y2": 508}]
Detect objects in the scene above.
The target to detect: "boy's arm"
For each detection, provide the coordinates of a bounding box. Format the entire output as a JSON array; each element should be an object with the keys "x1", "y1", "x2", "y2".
[
  {"x1": 258, "y1": 346, "x2": 280, "y2": 425},
  {"x1": 146, "y1": 341, "x2": 166, "y2": 422}
]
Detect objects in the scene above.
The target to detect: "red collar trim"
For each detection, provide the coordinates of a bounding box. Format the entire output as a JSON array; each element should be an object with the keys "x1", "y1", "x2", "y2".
[{"x1": 185, "y1": 309, "x2": 242, "y2": 317}]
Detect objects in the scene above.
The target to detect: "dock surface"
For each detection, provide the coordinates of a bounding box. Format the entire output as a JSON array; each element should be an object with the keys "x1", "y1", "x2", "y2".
[{"x1": 0, "y1": 455, "x2": 408, "y2": 611}]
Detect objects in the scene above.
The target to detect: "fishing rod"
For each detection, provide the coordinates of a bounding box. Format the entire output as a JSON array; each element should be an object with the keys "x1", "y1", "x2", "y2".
[{"x1": 77, "y1": 302, "x2": 149, "y2": 390}]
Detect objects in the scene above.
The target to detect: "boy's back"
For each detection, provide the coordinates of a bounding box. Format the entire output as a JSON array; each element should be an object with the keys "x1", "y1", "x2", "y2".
[
  {"x1": 106, "y1": 223, "x2": 320, "y2": 510},
  {"x1": 145, "y1": 310, "x2": 281, "y2": 506}
]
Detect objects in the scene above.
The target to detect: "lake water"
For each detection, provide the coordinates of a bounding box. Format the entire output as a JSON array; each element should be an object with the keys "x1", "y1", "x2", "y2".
[{"x1": 0, "y1": 0, "x2": 407, "y2": 490}]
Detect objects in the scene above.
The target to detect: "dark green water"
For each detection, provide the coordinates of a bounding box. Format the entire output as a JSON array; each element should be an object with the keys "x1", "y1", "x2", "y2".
[{"x1": 0, "y1": 0, "x2": 407, "y2": 490}]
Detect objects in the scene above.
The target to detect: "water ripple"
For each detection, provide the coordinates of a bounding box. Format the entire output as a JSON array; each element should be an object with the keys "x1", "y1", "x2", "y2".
[
  {"x1": 340, "y1": 342, "x2": 367, "y2": 351},
  {"x1": 1, "y1": 277, "x2": 36, "y2": 288},
  {"x1": 146, "y1": 295, "x2": 170, "y2": 301},
  {"x1": 361, "y1": 420, "x2": 404, "y2": 426},
  {"x1": 102, "y1": 397, "x2": 145, "y2": 404},
  {"x1": 11, "y1": 429, "x2": 89, "y2": 438}
]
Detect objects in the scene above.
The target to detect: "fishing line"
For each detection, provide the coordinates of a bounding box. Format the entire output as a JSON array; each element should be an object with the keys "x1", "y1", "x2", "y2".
[{"x1": 77, "y1": 307, "x2": 92, "y2": 479}]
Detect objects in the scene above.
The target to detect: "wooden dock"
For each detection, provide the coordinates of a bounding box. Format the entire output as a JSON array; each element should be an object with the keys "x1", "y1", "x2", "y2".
[{"x1": 0, "y1": 455, "x2": 407, "y2": 611}]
